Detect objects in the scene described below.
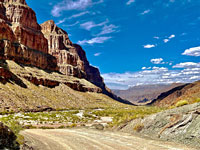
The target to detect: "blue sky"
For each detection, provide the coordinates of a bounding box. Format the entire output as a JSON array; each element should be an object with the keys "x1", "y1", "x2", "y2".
[{"x1": 27, "y1": 0, "x2": 200, "y2": 89}]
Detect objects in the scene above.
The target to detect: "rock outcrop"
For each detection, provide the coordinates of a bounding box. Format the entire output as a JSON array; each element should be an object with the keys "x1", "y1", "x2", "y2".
[
  {"x1": 41, "y1": 20, "x2": 106, "y2": 90},
  {"x1": 121, "y1": 102, "x2": 200, "y2": 149},
  {"x1": 0, "y1": 0, "x2": 58, "y2": 71}
]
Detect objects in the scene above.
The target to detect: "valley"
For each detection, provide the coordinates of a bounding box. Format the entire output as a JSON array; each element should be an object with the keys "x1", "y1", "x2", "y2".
[{"x1": 0, "y1": 0, "x2": 200, "y2": 150}]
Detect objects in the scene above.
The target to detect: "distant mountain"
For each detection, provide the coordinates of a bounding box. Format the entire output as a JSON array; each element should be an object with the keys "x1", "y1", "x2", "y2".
[
  {"x1": 151, "y1": 80, "x2": 200, "y2": 107},
  {"x1": 113, "y1": 83, "x2": 183, "y2": 104}
]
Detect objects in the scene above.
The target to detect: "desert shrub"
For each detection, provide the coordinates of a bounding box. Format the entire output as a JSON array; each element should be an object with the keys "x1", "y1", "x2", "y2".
[
  {"x1": 175, "y1": 100, "x2": 189, "y2": 107},
  {"x1": 195, "y1": 98, "x2": 200, "y2": 103},
  {"x1": 133, "y1": 123, "x2": 144, "y2": 132},
  {"x1": 69, "y1": 123, "x2": 77, "y2": 128}
]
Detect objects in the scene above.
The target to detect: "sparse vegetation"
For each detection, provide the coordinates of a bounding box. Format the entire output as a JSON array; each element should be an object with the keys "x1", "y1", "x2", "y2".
[
  {"x1": 0, "y1": 106, "x2": 165, "y2": 131},
  {"x1": 175, "y1": 100, "x2": 189, "y2": 107},
  {"x1": 92, "y1": 106, "x2": 164, "y2": 127},
  {"x1": 194, "y1": 98, "x2": 200, "y2": 103}
]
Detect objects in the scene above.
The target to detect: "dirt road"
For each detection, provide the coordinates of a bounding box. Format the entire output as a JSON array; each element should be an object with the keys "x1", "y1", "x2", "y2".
[{"x1": 21, "y1": 128, "x2": 196, "y2": 150}]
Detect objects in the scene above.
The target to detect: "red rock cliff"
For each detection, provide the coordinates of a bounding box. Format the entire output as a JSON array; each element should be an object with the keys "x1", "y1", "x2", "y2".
[
  {"x1": 0, "y1": 0, "x2": 58, "y2": 71},
  {"x1": 41, "y1": 20, "x2": 106, "y2": 90}
]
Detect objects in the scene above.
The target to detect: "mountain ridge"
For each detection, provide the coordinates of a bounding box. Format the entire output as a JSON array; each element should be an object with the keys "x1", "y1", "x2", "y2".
[{"x1": 113, "y1": 83, "x2": 184, "y2": 104}]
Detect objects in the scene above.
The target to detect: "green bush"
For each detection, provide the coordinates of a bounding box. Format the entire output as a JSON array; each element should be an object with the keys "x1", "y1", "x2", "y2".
[{"x1": 175, "y1": 100, "x2": 189, "y2": 107}]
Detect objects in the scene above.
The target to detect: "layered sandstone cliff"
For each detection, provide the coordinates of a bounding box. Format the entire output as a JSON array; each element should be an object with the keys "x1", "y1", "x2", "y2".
[
  {"x1": 41, "y1": 20, "x2": 106, "y2": 90},
  {"x1": 0, "y1": 0, "x2": 58, "y2": 71}
]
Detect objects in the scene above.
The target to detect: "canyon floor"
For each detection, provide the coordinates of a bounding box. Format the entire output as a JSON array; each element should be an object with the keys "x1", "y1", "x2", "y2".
[{"x1": 21, "y1": 128, "x2": 196, "y2": 150}]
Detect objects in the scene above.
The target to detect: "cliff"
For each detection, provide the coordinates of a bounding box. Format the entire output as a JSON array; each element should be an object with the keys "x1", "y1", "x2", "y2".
[
  {"x1": 0, "y1": 0, "x2": 58, "y2": 71},
  {"x1": 40, "y1": 21, "x2": 106, "y2": 90}
]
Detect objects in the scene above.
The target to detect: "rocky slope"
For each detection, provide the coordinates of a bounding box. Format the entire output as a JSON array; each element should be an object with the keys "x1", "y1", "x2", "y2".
[
  {"x1": 113, "y1": 84, "x2": 183, "y2": 104},
  {"x1": 120, "y1": 102, "x2": 200, "y2": 149},
  {"x1": 0, "y1": 60, "x2": 127, "y2": 112},
  {"x1": 150, "y1": 81, "x2": 200, "y2": 107}
]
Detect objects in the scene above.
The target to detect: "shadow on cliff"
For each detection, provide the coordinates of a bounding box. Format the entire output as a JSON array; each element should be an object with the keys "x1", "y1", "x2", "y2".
[
  {"x1": 103, "y1": 89, "x2": 135, "y2": 105},
  {"x1": 147, "y1": 83, "x2": 190, "y2": 105},
  {"x1": 0, "y1": 60, "x2": 27, "y2": 88}
]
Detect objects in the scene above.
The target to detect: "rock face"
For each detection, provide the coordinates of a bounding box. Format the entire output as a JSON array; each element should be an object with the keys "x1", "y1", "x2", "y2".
[
  {"x1": 0, "y1": 0, "x2": 58, "y2": 71},
  {"x1": 0, "y1": 122, "x2": 20, "y2": 150},
  {"x1": 121, "y1": 102, "x2": 200, "y2": 149},
  {"x1": 41, "y1": 20, "x2": 106, "y2": 90}
]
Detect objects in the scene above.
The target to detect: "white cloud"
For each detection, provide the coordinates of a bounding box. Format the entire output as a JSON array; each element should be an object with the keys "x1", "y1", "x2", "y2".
[
  {"x1": 140, "y1": 9, "x2": 151, "y2": 15},
  {"x1": 102, "y1": 64, "x2": 200, "y2": 90},
  {"x1": 68, "y1": 11, "x2": 89, "y2": 19},
  {"x1": 97, "y1": 24, "x2": 119, "y2": 36},
  {"x1": 56, "y1": 18, "x2": 67, "y2": 25},
  {"x1": 77, "y1": 36, "x2": 112, "y2": 45},
  {"x1": 51, "y1": 0, "x2": 103, "y2": 17},
  {"x1": 80, "y1": 20, "x2": 108, "y2": 30},
  {"x1": 142, "y1": 67, "x2": 152, "y2": 70},
  {"x1": 163, "y1": 34, "x2": 176, "y2": 43},
  {"x1": 94, "y1": 52, "x2": 101, "y2": 56},
  {"x1": 56, "y1": 11, "x2": 90, "y2": 24},
  {"x1": 190, "y1": 76, "x2": 200, "y2": 80},
  {"x1": 173, "y1": 62, "x2": 200, "y2": 68},
  {"x1": 154, "y1": 36, "x2": 160, "y2": 39},
  {"x1": 151, "y1": 58, "x2": 165, "y2": 64},
  {"x1": 126, "y1": 0, "x2": 135, "y2": 5},
  {"x1": 163, "y1": 39, "x2": 169, "y2": 43},
  {"x1": 63, "y1": 21, "x2": 80, "y2": 27},
  {"x1": 182, "y1": 46, "x2": 200, "y2": 57},
  {"x1": 169, "y1": 34, "x2": 175, "y2": 39},
  {"x1": 144, "y1": 44, "x2": 156, "y2": 48}
]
